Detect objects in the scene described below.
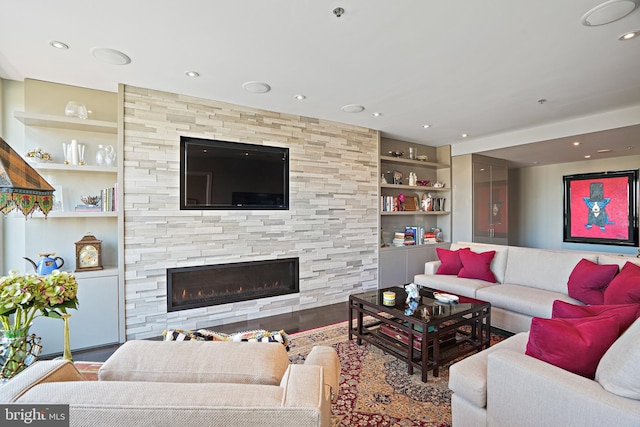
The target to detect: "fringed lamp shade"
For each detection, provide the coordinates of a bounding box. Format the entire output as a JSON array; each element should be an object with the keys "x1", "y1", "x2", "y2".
[{"x1": 0, "y1": 137, "x2": 54, "y2": 217}]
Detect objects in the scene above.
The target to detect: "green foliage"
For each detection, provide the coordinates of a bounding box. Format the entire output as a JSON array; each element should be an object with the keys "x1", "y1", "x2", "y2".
[{"x1": 0, "y1": 270, "x2": 79, "y2": 333}]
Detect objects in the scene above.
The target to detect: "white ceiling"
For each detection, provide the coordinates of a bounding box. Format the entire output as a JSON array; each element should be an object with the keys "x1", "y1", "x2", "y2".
[{"x1": 1, "y1": 0, "x2": 640, "y2": 167}]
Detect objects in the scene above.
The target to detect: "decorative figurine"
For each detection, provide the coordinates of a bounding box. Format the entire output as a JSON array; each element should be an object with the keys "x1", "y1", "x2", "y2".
[
  {"x1": 405, "y1": 283, "x2": 419, "y2": 303},
  {"x1": 408, "y1": 172, "x2": 417, "y2": 186}
]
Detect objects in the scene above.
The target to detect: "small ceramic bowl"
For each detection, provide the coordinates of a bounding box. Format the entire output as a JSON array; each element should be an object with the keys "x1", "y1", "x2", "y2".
[{"x1": 80, "y1": 195, "x2": 101, "y2": 206}]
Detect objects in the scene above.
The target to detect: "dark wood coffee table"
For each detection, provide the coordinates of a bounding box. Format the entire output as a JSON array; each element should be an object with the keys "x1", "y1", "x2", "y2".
[{"x1": 348, "y1": 286, "x2": 491, "y2": 382}]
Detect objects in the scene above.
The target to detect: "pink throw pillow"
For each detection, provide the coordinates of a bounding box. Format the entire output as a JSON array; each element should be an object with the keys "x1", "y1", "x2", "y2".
[
  {"x1": 604, "y1": 262, "x2": 640, "y2": 305},
  {"x1": 435, "y1": 247, "x2": 467, "y2": 275},
  {"x1": 552, "y1": 300, "x2": 640, "y2": 335},
  {"x1": 567, "y1": 258, "x2": 618, "y2": 305},
  {"x1": 457, "y1": 249, "x2": 496, "y2": 282},
  {"x1": 525, "y1": 314, "x2": 621, "y2": 379}
]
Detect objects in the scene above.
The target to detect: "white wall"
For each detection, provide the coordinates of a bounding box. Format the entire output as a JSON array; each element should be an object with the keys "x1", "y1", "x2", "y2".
[
  {"x1": 1, "y1": 79, "x2": 26, "y2": 274},
  {"x1": 512, "y1": 155, "x2": 640, "y2": 256}
]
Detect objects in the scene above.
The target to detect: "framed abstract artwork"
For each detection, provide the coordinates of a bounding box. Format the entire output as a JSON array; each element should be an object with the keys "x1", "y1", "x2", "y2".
[{"x1": 563, "y1": 169, "x2": 638, "y2": 246}]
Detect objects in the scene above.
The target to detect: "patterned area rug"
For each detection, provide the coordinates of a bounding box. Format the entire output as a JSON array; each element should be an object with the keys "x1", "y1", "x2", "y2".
[
  {"x1": 288, "y1": 320, "x2": 507, "y2": 427},
  {"x1": 75, "y1": 320, "x2": 507, "y2": 427}
]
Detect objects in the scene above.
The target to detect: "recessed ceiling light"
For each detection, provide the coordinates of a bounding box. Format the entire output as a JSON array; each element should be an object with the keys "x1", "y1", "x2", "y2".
[
  {"x1": 49, "y1": 40, "x2": 69, "y2": 49},
  {"x1": 341, "y1": 104, "x2": 365, "y2": 113},
  {"x1": 185, "y1": 71, "x2": 199, "y2": 77},
  {"x1": 242, "y1": 81, "x2": 271, "y2": 94},
  {"x1": 584, "y1": 155, "x2": 592, "y2": 158},
  {"x1": 422, "y1": 124, "x2": 431, "y2": 129},
  {"x1": 462, "y1": 133, "x2": 468, "y2": 138},
  {"x1": 294, "y1": 94, "x2": 306, "y2": 100},
  {"x1": 581, "y1": 0, "x2": 638, "y2": 26},
  {"x1": 597, "y1": 149, "x2": 612, "y2": 153},
  {"x1": 91, "y1": 47, "x2": 131, "y2": 65},
  {"x1": 372, "y1": 112, "x2": 382, "y2": 117},
  {"x1": 619, "y1": 30, "x2": 639, "y2": 40},
  {"x1": 573, "y1": 141, "x2": 581, "y2": 146}
]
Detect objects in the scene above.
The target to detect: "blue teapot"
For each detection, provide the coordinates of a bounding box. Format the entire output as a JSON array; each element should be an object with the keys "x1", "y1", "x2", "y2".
[{"x1": 23, "y1": 253, "x2": 64, "y2": 275}]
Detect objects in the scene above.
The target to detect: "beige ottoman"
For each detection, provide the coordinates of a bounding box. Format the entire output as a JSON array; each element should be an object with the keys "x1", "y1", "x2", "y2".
[{"x1": 98, "y1": 340, "x2": 290, "y2": 385}]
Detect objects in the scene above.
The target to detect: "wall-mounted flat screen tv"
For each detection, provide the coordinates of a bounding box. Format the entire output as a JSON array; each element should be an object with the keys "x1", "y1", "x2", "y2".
[{"x1": 180, "y1": 137, "x2": 289, "y2": 210}]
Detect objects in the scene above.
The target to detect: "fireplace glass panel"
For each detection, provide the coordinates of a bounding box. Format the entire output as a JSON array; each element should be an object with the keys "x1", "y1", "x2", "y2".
[{"x1": 167, "y1": 258, "x2": 299, "y2": 312}]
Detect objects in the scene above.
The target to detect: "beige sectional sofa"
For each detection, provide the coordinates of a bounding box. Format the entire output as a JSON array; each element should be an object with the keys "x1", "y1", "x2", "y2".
[
  {"x1": 0, "y1": 341, "x2": 340, "y2": 427},
  {"x1": 413, "y1": 241, "x2": 638, "y2": 333},
  {"x1": 448, "y1": 319, "x2": 640, "y2": 427}
]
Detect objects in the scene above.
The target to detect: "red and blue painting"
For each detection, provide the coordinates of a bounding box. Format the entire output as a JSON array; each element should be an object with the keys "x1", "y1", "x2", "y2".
[{"x1": 563, "y1": 169, "x2": 638, "y2": 246}]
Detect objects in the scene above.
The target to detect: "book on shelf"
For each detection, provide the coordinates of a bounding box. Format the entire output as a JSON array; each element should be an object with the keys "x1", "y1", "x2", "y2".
[
  {"x1": 100, "y1": 185, "x2": 118, "y2": 212},
  {"x1": 74, "y1": 204, "x2": 102, "y2": 212}
]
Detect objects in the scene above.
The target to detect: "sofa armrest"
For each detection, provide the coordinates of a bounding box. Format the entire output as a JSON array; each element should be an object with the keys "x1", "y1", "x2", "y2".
[
  {"x1": 424, "y1": 260, "x2": 441, "y2": 275},
  {"x1": 0, "y1": 360, "x2": 85, "y2": 403},
  {"x1": 487, "y1": 350, "x2": 640, "y2": 427},
  {"x1": 304, "y1": 346, "x2": 340, "y2": 402},
  {"x1": 280, "y1": 364, "x2": 329, "y2": 425}
]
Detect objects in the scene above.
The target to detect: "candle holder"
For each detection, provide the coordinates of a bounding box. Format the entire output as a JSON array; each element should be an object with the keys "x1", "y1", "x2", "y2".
[
  {"x1": 78, "y1": 144, "x2": 85, "y2": 166},
  {"x1": 62, "y1": 143, "x2": 70, "y2": 164}
]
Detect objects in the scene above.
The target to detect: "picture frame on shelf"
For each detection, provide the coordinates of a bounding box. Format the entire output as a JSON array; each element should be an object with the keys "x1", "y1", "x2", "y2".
[
  {"x1": 393, "y1": 170, "x2": 403, "y2": 185},
  {"x1": 404, "y1": 196, "x2": 418, "y2": 211},
  {"x1": 563, "y1": 169, "x2": 639, "y2": 246}
]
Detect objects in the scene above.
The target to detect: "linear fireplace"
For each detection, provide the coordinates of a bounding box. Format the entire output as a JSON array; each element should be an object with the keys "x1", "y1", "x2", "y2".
[{"x1": 166, "y1": 258, "x2": 299, "y2": 312}]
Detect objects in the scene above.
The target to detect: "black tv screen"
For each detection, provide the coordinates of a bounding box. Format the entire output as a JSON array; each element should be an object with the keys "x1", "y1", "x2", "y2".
[{"x1": 180, "y1": 137, "x2": 289, "y2": 210}]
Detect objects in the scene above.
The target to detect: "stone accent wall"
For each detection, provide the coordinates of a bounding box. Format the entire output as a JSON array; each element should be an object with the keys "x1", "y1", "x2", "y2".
[{"x1": 122, "y1": 86, "x2": 379, "y2": 339}]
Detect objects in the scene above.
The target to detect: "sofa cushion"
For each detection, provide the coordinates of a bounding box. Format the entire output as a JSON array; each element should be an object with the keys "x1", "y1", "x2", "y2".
[
  {"x1": 567, "y1": 258, "x2": 619, "y2": 305},
  {"x1": 435, "y1": 247, "x2": 467, "y2": 275},
  {"x1": 99, "y1": 341, "x2": 290, "y2": 386},
  {"x1": 458, "y1": 249, "x2": 497, "y2": 283},
  {"x1": 413, "y1": 274, "x2": 494, "y2": 298},
  {"x1": 476, "y1": 284, "x2": 580, "y2": 319},
  {"x1": 597, "y1": 254, "x2": 640, "y2": 270},
  {"x1": 604, "y1": 261, "x2": 640, "y2": 304},
  {"x1": 595, "y1": 318, "x2": 640, "y2": 399},
  {"x1": 503, "y1": 246, "x2": 598, "y2": 293},
  {"x1": 451, "y1": 242, "x2": 508, "y2": 284},
  {"x1": 525, "y1": 314, "x2": 621, "y2": 379},
  {"x1": 552, "y1": 300, "x2": 640, "y2": 334}
]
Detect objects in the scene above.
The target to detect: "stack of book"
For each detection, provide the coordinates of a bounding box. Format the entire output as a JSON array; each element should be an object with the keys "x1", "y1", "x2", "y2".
[
  {"x1": 424, "y1": 230, "x2": 437, "y2": 243},
  {"x1": 74, "y1": 204, "x2": 102, "y2": 212},
  {"x1": 381, "y1": 195, "x2": 400, "y2": 212},
  {"x1": 101, "y1": 185, "x2": 118, "y2": 211}
]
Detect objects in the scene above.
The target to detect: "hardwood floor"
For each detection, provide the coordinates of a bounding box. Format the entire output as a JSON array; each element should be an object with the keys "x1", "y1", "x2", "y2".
[{"x1": 63, "y1": 301, "x2": 349, "y2": 362}]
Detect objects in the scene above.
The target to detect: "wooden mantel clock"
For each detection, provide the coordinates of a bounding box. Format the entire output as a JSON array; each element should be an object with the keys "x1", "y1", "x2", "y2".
[{"x1": 75, "y1": 233, "x2": 103, "y2": 272}]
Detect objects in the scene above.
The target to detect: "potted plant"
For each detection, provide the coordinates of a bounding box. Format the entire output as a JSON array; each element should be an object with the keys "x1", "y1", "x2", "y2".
[{"x1": 0, "y1": 270, "x2": 79, "y2": 379}]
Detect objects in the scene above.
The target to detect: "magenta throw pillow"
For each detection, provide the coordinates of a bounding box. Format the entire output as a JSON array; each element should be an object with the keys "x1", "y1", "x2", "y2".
[
  {"x1": 525, "y1": 314, "x2": 621, "y2": 379},
  {"x1": 457, "y1": 250, "x2": 496, "y2": 283},
  {"x1": 552, "y1": 300, "x2": 640, "y2": 335},
  {"x1": 604, "y1": 262, "x2": 640, "y2": 305},
  {"x1": 435, "y1": 247, "x2": 467, "y2": 275},
  {"x1": 567, "y1": 258, "x2": 618, "y2": 305}
]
